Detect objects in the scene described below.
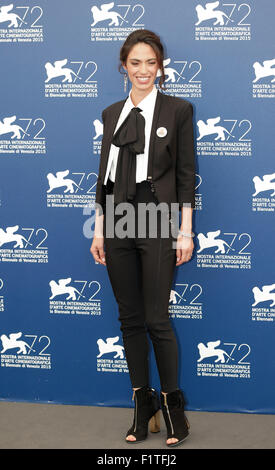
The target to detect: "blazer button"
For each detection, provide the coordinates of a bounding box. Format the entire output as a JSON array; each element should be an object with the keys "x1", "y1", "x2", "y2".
[{"x1": 149, "y1": 179, "x2": 155, "y2": 192}]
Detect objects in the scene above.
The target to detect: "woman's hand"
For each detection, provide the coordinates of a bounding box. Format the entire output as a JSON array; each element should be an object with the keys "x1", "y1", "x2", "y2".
[
  {"x1": 176, "y1": 235, "x2": 194, "y2": 266},
  {"x1": 90, "y1": 236, "x2": 106, "y2": 266}
]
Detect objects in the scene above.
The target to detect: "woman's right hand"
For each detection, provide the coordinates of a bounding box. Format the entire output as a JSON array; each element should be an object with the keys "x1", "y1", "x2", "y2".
[{"x1": 90, "y1": 236, "x2": 106, "y2": 266}]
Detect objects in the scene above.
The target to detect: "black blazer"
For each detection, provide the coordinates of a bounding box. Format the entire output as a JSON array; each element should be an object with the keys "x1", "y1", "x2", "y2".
[{"x1": 95, "y1": 90, "x2": 196, "y2": 210}]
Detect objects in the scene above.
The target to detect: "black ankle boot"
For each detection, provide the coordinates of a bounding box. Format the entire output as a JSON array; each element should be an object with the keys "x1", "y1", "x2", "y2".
[
  {"x1": 125, "y1": 386, "x2": 161, "y2": 443},
  {"x1": 160, "y1": 389, "x2": 190, "y2": 447}
]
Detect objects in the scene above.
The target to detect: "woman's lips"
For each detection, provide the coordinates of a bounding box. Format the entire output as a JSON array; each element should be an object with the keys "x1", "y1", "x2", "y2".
[{"x1": 136, "y1": 76, "x2": 151, "y2": 83}]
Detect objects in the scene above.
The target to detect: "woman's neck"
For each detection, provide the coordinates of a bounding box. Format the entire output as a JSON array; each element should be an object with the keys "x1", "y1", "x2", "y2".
[{"x1": 130, "y1": 85, "x2": 154, "y2": 107}]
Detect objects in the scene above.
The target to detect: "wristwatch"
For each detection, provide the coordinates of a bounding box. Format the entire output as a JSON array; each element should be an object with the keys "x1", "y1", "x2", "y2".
[{"x1": 178, "y1": 230, "x2": 195, "y2": 238}]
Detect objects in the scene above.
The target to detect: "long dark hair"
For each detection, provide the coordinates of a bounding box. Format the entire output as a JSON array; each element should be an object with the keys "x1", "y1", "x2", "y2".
[{"x1": 119, "y1": 29, "x2": 166, "y2": 90}]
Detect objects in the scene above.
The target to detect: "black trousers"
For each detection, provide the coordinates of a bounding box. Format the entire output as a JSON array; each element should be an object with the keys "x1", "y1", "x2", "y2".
[{"x1": 103, "y1": 178, "x2": 179, "y2": 393}]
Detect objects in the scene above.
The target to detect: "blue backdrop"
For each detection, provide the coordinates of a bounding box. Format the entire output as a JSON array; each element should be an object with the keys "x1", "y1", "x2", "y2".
[{"x1": 0, "y1": 0, "x2": 274, "y2": 413}]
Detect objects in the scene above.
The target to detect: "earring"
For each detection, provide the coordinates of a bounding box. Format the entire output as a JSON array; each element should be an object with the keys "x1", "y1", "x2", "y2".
[{"x1": 124, "y1": 73, "x2": 128, "y2": 93}]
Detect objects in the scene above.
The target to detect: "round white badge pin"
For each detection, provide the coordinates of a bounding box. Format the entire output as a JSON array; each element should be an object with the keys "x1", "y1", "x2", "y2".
[{"x1": 156, "y1": 127, "x2": 167, "y2": 138}]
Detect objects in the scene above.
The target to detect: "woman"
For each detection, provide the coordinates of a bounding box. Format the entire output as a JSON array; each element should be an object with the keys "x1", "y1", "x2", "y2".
[{"x1": 90, "y1": 29, "x2": 196, "y2": 447}]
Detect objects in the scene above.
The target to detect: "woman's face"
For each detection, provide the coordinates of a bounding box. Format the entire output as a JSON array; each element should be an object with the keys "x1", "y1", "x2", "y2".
[{"x1": 123, "y1": 42, "x2": 160, "y2": 94}]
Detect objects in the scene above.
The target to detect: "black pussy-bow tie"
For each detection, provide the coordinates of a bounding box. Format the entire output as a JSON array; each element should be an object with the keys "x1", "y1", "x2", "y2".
[{"x1": 111, "y1": 107, "x2": 145, "y2": 204}]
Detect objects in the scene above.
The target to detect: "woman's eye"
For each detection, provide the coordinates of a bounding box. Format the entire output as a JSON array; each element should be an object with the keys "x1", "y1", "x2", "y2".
[{"x1": 130, "y1": 62, "x2": 156, "y2": 66}]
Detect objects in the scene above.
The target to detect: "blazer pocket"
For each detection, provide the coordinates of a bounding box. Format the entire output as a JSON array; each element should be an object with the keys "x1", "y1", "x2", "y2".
[
  {"x1": 166, "y1": 144, "x2": 173, "y2": 160},
  {"x1": 154, "y1": 144, "x2": 173, "y2": 179},
  {"x1": 164, "y1": 144, "x2": 173, "y2": 166}
]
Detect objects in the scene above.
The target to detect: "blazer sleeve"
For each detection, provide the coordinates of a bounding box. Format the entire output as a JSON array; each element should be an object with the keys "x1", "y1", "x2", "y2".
[{"x1": 176, "y1": 102, "x2": 196, "y2": 209}]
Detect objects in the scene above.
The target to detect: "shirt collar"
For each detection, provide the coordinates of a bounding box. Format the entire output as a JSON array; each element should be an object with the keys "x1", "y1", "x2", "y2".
[{"x1": 127, "y1": 84, "x2": 157, "y2": 112}]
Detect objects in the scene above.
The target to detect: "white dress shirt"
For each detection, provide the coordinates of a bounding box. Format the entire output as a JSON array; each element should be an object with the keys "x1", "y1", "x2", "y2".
[{"x1": 104, "y1": 84, "x2": 158, "y2": 185}]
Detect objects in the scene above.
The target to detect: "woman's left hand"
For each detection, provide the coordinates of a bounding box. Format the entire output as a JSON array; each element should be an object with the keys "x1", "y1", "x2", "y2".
[{"x1": 176, "y1": 235, "x2": 194, "y2": 266}]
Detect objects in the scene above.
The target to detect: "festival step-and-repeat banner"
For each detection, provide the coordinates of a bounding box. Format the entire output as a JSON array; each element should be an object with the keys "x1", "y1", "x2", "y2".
[{"x1": 0, "y1": 0, "x2": 274, "y2": 413}]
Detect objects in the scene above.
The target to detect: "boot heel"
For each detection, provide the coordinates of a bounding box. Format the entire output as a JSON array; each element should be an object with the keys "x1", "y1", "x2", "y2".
[{"x1": 149, "y1": 409, "x2": 161, "y2": 433}]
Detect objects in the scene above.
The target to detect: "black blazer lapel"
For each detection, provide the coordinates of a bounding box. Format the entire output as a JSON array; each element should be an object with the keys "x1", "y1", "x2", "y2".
[
  {"x1": 147, "y1": 90, "x2": 163, "y2": 178},
  {"x1": 100, "y1": 99, "x2": 127, "y2": 183}
]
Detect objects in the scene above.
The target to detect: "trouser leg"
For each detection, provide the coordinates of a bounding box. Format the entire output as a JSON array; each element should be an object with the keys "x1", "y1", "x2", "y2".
[
  {"x1": 137, "y1": 232, "x2": 179, "y2": 393},
  {"x1": 103, "y1": 219, "x2": 150, "y2": 388}
]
